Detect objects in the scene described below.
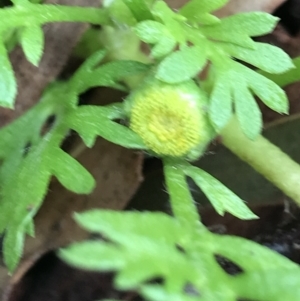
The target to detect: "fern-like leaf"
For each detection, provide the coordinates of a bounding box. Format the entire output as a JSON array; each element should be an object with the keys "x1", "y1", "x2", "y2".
[
  {"x1": 60, "y1": 209, "x2": 300, "y2": 301},
  {"x1": 0, "y1": 2, "x2": 109, "y2": 108},
  {"x1": 209, "y1": 62, "x2": 288, "y2": 138},
  {"x1": 0, "y1": 51, "x2": 149, "y2": 271},
  {"x1": 179, "y1": 0, "x2": 228, "y2": 25}
]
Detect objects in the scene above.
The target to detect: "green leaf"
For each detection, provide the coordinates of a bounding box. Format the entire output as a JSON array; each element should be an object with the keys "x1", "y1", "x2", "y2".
[
  {"x1": 3, "y1": 226, "x2": 26, "y2": 272},
  {"x1": 141, "y1": 285, "x2": 193, "y2": 301},
  {"x1": 184, "y1": 165, "x2": 258, "y2": 219},
  {"x1": 202, "y1": 27, "x2": 254, "y2": 49},
  {"x1": 181, "y1": 0, "x2": 229, "y2": 16},
  {"x1": 151, "y1": 37, "x2": 176, "y2": 58},
  {"x1": 234, "y1": 82, "x2": 262, "y2": 140},
  {"x1": 62, "y1": 211, "x2": 198, "y2": 293},
  {"x1": 243, "y1": 66, "x2": 289, "y2": 114},
  {"x1": 260, "y1": 56, "x2": 300, "y2": 88},
  {"x1": 201, "y1": 13, "x2": 278, "y2": 49},
  {"x1": 60, "y1": 241, "x2": 124, "y2": 271},
  {"x1": 221, "y1": 42, "x2": 294, "y2": 74},
  {"x1": 235, "y1": 269, "x2": 300, "y2": 301},
  {"x1": 11, "y1": 0, "x2": 30, "y2": 5},
  {"x1": 51, "y1": 148, "x2": 95, "y2": 194},
  {"x1": 114, "y1": 242, "x2": 194, "y2": 290},
  {"x1": 0, "y1": 43, "x2": 16, "y2": 108},
  {"x1": 0, "y1": 145, "x2": 52, "y2": 235},
  {"x1": 74, "y1": 50, "x2": 106, "y2": 74},
  {"x1": 210, "y1": 62, "x2": 289, "y2": 136},
  {"x1": 104, "y1": 0, "x2": 137, "y2": 26},
  {"x1": 67, "y1": 105, "x2": 146, "y2": 149},
  {"x1": 156, "y1": 46, "x2": 207, "y2": 83},
  {"x1": 73, "y1": 58, "x2": 150, "y2": 93},
  {"x1": 20, "y1": 25, "x2": 44, "y2": 66},
  {"x1": 135, "y1": 20, "x2": 168, "y2": 43},
  {"x1": 0, "y1": 146, "x2": 52, "y2": 270},
  {"x1": 74, "y1": 210, "x2": 183, "y2": 245},
  {"x1": 208, "y1": 75, "x2": 233, "y2": 131},
  {"x1": 4, "y1": 213, "x2": 35, "y2": 272},
  {"x1": 61, "y1": 207, "x2": 300, "y2": 301},
  {"x1": 223, "y1": 12, "x2": 279, "y2": 36},
  {"x1": 0, "y1": 56, "x2": 148, "y2": 271},
  {"x1": 135, "y1": 20, "x2": 176, "y2": 58},
  {"x1": 215, "y1": 235, "x2": 299, "y2": 272},
  {"x1": 152, "y1": 1, "x2": 185, "y2": 44},
  {"x1": 122, "y1": 0, "x2": 153, "y2": 22},
  {"x1": 0, "y1": 53, "x2": 150, "y2": 271},
  {"x1": 216, "y1": 236, "x2": 300, "y2": 301},
  {"x1": 25, "y1": 219, "x2": 35, "y2": 237},
  {"x1": 179, "y1": 0, "x2": 228, "y2": 24}
]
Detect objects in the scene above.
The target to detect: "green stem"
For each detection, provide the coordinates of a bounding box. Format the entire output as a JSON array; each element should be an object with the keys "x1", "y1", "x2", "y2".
[
  {"x1": 99, "y1": 26, "x2": 151, "y2": 89},
  {"x1": 0, "y1": 4, "x2": 108, "y2": 32},
  {"x1": 221, "y1": 117, "x2": 300, "y2": 205},
  {"x1": 163, "y1": 158, "x2": 202, "y2": 228},
  {"x1": 100, "y1": 26, "x2": 150, "y2": 62}
]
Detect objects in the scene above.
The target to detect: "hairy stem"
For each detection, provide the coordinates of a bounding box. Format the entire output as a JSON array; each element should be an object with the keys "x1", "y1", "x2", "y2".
[
  {"x1": 163, "y1": 158, "x2": 202, "y2": 228},
  {"x1": 221, "y1": 117, "x2": 300, "y2": 205},
  {"x1": 0, "y1": 4, "x2": 108, "y2": 31}
]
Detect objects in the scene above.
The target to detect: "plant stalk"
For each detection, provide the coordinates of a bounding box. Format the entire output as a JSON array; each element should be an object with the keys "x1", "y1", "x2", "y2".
[
  {"x1": 163, "y1": 158, "x2": 202, "y2": 228},
  {"x1": 0, "y1": 4, "x2": 108, "y2": 31},
  {"x1": 221, "y1": 117, "x2": 300, "y2": 205}
]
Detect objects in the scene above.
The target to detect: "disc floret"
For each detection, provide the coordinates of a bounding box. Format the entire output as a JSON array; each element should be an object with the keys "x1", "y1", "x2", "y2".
[{"x1": 127, "y1": 79, "x2": 213, "y2": 159}]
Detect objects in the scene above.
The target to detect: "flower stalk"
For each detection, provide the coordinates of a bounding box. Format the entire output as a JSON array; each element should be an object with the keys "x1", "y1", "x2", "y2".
[{"x1": 221, "y1": 117, "x2": 300, "y2": 205}]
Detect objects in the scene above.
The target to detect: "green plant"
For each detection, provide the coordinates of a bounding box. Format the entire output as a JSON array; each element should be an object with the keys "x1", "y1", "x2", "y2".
[{"x1": 1, "y1": 0, "x2": 300, "y2": 300}]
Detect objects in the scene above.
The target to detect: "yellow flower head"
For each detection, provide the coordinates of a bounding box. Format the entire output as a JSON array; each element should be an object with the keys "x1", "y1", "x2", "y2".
[{"x1": 128, "y1": 79, "x2": 212, "y2": 159}]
